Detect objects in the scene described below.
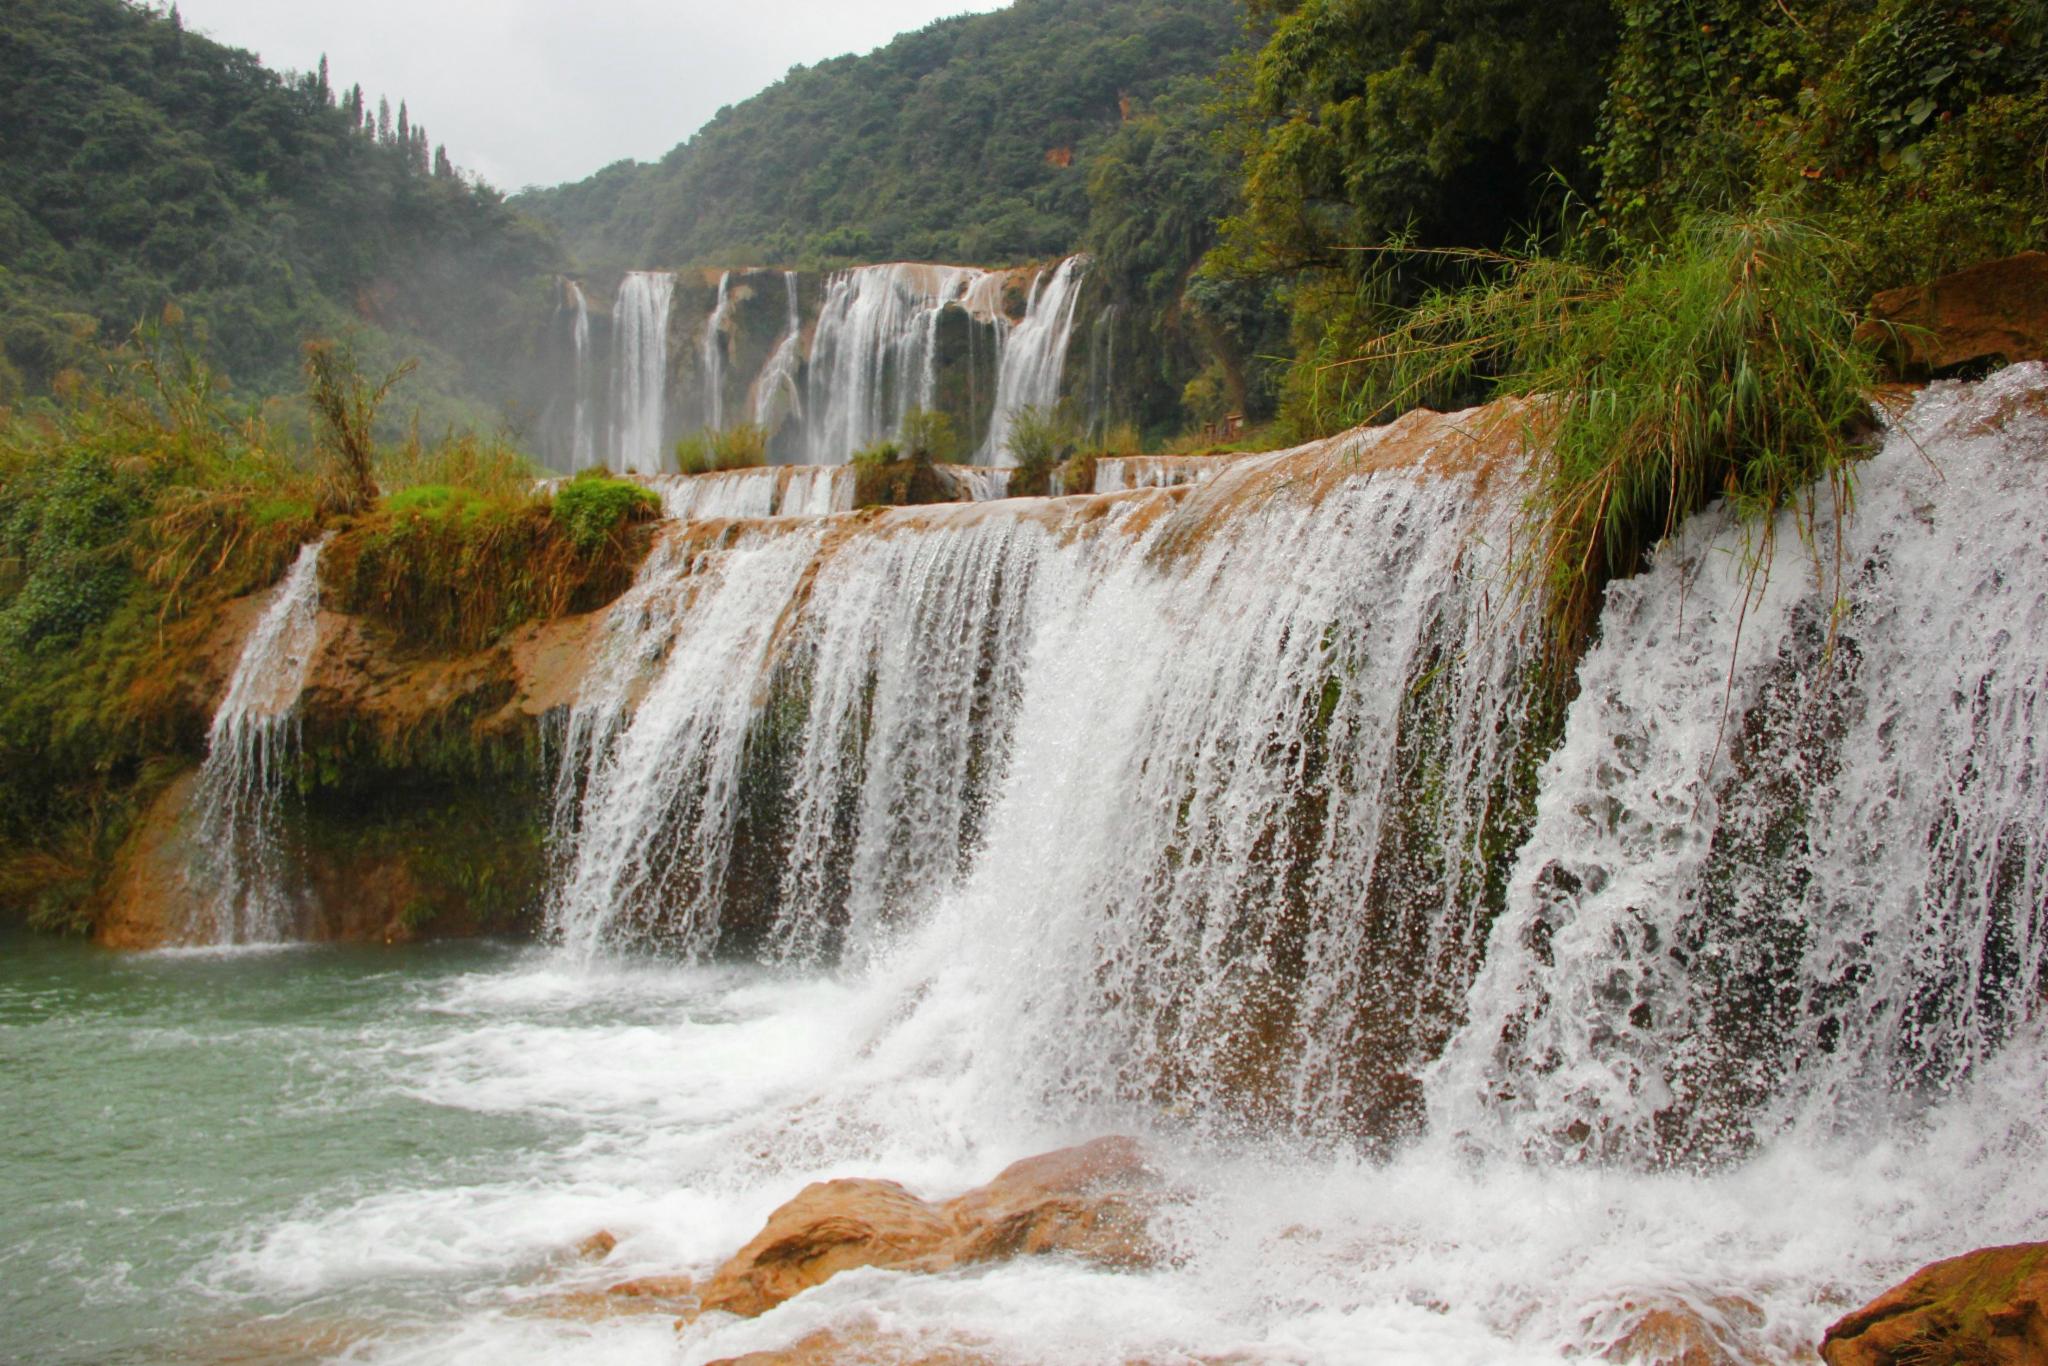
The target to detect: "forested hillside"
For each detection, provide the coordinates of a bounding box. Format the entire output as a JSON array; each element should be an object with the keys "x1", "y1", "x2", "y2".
[
  {"x1": 517, "y1": 0, "x2": 1245, "y2": 269},
  {"x1": 0, "y1": 0, "x2": 562, "y2": 428}
]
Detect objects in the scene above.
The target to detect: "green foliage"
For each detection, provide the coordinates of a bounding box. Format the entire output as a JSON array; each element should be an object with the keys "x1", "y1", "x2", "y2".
[
  {"x1": 0, "y1": 0, "x2": 563, "y2": 424},
  {"x1": 1005, "y1": 403, "x2": 1081, "y2": 496},
  {"x1": 550, "y1": 472, "x2": 659, "y2": 554},
  {"x1": 517, "y1": 0, "x2": 1244, "y2": 268},
  {"x1": 898, "y1": 408, "x2": 959, "y2": 464},
  {"x1": 378, "y1": 430, "x2": 540, "y2": 503},
  {"x1": 852, "y1": 440, "x2": 901, "y2": 469},
  {"x1": 1353, "y1": 217, "x2": 1875, "y2": 654},
  {"x1": 675, "y1": 423, "x2": 770, "y2": 475},
  {"x1": 305, "y1": 339, "x2": 412, "y2": 514}
]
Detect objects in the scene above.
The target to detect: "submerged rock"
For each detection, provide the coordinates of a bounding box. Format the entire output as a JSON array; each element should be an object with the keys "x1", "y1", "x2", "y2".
[
  {"x1": 692, "y1": 1137, "x2": 1162, "y2": 1322},
  {"x1": 1820, "y1": 1243, "x2": 2048, "y2": 1365}
]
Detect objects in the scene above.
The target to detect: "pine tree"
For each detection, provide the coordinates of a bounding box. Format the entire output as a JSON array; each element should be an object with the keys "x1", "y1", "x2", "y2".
[
  {"x1": 317, "y1": 54, "x2": 330, "y2": 102},
  {"x1": 377, "y1": 96, "x2": 391, "y2": 142},
  {"x1": 397, "y1": 101, "x2": 409, "y2": 146},
  {"x1": 346, "y1": 84, "x2": 364, "y2": 130},
  {"x1": 434, "y1": 145, "x2": 454, "y2": 179}
]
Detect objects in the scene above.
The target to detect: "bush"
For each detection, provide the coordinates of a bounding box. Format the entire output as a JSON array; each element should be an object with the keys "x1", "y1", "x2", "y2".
[
  {"x1": 1353, "y1": 215, "x2": 1875, "y2": 656},
  {"x1": 551, "y1": 473, "x2": 660, "y2": 554},
  {"x1": 675, "y1": 424, "x2": 769, "y2": 475},
  {"x1": 1004, "y1": 404, "x2": 1080, "y2": 496},
  {"x1": 898, "y1": 408, "x2": 959, "y2": 464}
]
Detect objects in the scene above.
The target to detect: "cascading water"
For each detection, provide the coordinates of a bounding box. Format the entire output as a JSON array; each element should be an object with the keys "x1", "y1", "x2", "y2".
[
  {"x1": 49, "y1": 375, "x2": 2045, "y2": 1366},
  {"x1": 188, "y1": 538, "x2": 327, "y2": 945},
  {"x1": 699, "y1": 271, "x2": 735, "y2": 433},
  {"x1": 646, "y1": 466, "x2": 855, "y2": 520},
  {"x1": 1433, "y1": 363, "x2": 2048, "y2": 1168},
  {"x1": 1093, "y1": 453, "x2": 1245, "y2": 493},
  {"x1": 609, "y1": 271, "x2": 674, "y2": 473},
  {"x1": 977, "y1": 255, "x2": 1090, "y2": 464},
  {"x1": 752, "y1": 271, "x2": 803, "y2": 435},
  {"x1": 564, "y1": 280, "x2": 599, "y2": 472},
  {"x1": 804, "y1": 263, "x2": 990, "y2": 463}
]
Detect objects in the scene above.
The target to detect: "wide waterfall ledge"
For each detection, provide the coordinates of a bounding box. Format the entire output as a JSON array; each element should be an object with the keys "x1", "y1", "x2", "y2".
[{"x1": 53, "y1": 369, "x2": 2048, "y2": 1366}]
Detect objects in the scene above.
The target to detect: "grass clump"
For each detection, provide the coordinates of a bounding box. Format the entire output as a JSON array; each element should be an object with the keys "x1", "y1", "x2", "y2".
[
  {"x1": 1352, "y1": 215, "x2": 1876, "y2": 656},
  {"x1": 1004, "y1": 404, "x2": 1080, "y2": 496},
  {"x1": 675, "y1": 424, "x2": 769, "y2": 475},
  {"x1": 551, "y1": 471, "x2": 660, "y2": 553}
]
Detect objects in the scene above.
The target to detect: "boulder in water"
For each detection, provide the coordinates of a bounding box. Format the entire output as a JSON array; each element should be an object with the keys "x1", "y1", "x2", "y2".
[
  {"x1": 1820, "y1": 1243, "x2": 2048, "y2": 1365},
  {"x1": 693, "y1": 1137, "x2": 1163, "y2": 1321}
]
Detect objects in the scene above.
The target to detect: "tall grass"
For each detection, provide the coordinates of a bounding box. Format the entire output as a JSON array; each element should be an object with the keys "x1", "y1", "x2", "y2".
[{"x1": 1343, "y1": 215, "x2": 1876, "y2": 656}]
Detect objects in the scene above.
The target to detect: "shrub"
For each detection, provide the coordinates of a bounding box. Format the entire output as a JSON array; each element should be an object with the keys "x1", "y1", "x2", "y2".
[
  {"x1": 1004, "y1": 404, "x2": 1079, "y2": 496},
  {"x1": 1353, "y1": 215, "x2": 1876, "y2": 656},
  {"x1": 898, "y1": 408, "x2": 959, "y2": 464},
  {"x1": 551, "y1": 473, "x2": 660, "y2": 554},
  {"x1": 676, "y1": 424, "x2": 769, "y2": 475},
  {"x1": 852, "y1": 440, "x2": 901, "y2": 468}
]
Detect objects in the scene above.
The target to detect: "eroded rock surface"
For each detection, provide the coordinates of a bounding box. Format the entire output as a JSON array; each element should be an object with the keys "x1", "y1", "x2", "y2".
[
  {"x1": 694, "y1": 1136, "x2": 1162, "y2": 1322},
  {"x1": 1856, "y1": 251, "x2": 2048, "y2": 376},
  {"x1": 1821, "y1": 1243, "x2": 2048, "y2": 1366}
]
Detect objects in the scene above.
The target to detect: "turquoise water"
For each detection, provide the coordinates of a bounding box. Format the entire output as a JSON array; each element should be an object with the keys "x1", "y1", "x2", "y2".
[{"x1": 1, "y1": 934, "x2": 578, "y2": 1365}]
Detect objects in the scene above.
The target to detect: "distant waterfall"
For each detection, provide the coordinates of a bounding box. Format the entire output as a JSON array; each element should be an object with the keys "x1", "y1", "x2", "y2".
[
  {"x1": 1083, "y1": 303, "x2": 1117, "y2": 441},
  {"x1": 753, "y1": 271, "x2": 804, "y2": 434},
  {"x1": 699, "y1": 271, "x2": 735, "y2": 433},
  {"x1": 565, "y1": 281, "x2": 599, "y2": 472},
  {"x1": 610, "y1": 271, "x2": 674, "y2": 473},
  {"x1": 190, "y1": 539, "x2": 327, "y2": 945},
  {"x1": 804, "y1": 263, "x2": 990, "y2": 462},
  {"x1": 979, "y1": 255, "x2": 1090, "y2": 464},
  {"x1": 645, "y1": 466, "x2": 855, "y2": 520}
]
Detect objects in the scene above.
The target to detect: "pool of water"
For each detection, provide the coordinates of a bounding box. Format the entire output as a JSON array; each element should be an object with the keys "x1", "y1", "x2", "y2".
[{"x1": 6, "y1": 928, "x2": 2044, "y2": 1365}]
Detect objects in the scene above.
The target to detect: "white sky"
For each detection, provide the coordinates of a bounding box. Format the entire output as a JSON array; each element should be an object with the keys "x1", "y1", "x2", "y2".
[{"x1": 171, "y1": 0, "x2": 1012, "y2": 191}]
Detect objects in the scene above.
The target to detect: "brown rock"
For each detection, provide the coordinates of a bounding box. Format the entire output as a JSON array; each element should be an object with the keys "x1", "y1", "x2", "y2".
[
  {"x1": 1821, "y1": 1243, "x2": 2048, "y2": 1366},
  {"x1": 706, "y1": 1327, "x2": 997, "y2": 1365},
  {"x1": 573, "y1": 1230, "x2": 618, "y2": 1262},
  {"x1": 1602, "y1": 1295, "x2": 1770, "y2": 1365},
  {"x1": 1856, "y1": 252, "x2": 2048, "y2": 377},
  {"x1": 95, "y1": 771, "x2": 203, "y2": 950},
  {"x1": 698, "y1": 1179, "x2": 957, "y2": 1319},
  {"x1": 692, "y1": 1138, "x2": 1163, "y2": 1322}
]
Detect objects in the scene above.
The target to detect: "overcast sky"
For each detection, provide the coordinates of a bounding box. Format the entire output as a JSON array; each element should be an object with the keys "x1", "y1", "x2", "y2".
[{"x1": 172, "y1": 0, "x2": 1011, "y2": 191}]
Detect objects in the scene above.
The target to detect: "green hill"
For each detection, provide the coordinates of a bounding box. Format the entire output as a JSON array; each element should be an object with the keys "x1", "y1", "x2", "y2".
[
  {"x1": 517, "y1": 0, "x2": 1245, "y2": 269},
  {"x1": 0, "y1": 0, "x2": 562, "y2": 428}
]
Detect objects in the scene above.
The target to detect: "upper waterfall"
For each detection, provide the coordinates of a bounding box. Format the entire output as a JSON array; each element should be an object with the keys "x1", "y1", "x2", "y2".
[
  {"x1": 609, "y1": 271, "x2": 675, "y2": 474},
  {"x1": 977, "y1": 255, "x2": 1090, "y2": 464}
]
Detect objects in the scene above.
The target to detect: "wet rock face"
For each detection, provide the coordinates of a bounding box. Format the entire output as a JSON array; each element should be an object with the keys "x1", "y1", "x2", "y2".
[
  {"x1": 695, "y1": 1136, "x2": 1163, "y2": 1322},
  {"x1": 1820, "y1": 1243, "x2": 2048, "y2": 1366},
  {"x1": 1856, "y1": 251, "x2": 2048, "y2": 377}
]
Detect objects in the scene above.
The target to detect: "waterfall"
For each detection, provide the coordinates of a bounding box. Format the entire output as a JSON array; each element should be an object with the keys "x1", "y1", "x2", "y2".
[
  {"x1": 1093, "y1": 454, "x2": 1242, "y2": 493},
  {"x1": 753, "y1": 271, "x2": 804, "y2": 435},
  {"x1": 978, "y1": 256, "x2": 1090, "y2": 465},
  {"x1": 565, "y1": 281, "x2": 599, "y2": 472},
  {"x1": 540, "y1": 369, "x2": 2048, "y2": 1164},
  {"x1": 646, "y1": 466, "x2": 855, "y2": 520},
  {"x1": 699, "y1": 271, "x2": 734, "y2": 433},
  {"x1": 544, "y1": 409, "x2": 1547, "y2": 1134},
  {"x1": 1083, "y1": 302, "x2": 1117, "y2": 440},
  {"x1": 609, "y1": 271, "x2": 674, "y2": 473},
  {"x1": 804, "y1": 263, "x2": 989, "y2": 463},
  {"x1": 940, "y1": 465, "x2": 1012, "y2": 501},
  {"x1": 189, "y1": 539, "x2": 327, "y2": 945},
  {"x1": 1432, "y1": 363, "x2": 2048, "y2": 1166}
]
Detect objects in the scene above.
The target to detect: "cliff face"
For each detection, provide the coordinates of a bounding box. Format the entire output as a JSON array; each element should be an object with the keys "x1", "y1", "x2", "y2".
[{"x1": 96, "y1": 603, "x2": 599, "y2": 949}]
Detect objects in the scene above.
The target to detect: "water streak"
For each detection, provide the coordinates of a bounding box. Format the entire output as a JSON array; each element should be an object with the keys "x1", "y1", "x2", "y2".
[
  {"x1": 190, "y1": 539, "x2": 328, "y2": 945},
  {"x1": 610, "y1": 271, "x2": 674, "y2": 473}
]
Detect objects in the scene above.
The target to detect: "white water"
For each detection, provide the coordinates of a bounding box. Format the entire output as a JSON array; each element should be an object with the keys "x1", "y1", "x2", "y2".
[
  {"x1": 978, "y1": 255, "x2": 1090, "y2": 464},
  {"x1": 190, "y1": 538, "x2": 327, "y2": 944},
  {"x1": 752, "y1": 271, "x2": 804, "y2": 435},
  {"x1": 609, "y1": 272, "x2": 674, "y2": 473},
  {"x1": 940, "y1": 464, "x2": 1011, "y2": 501},
  {"x1": 698, "y1": 271, "x2": 734, "y2": 433},
  {"x1": 1094, "y1": 453, "x2": 1244, "y2": 493},
  {"x1": 804, "y1": 263, "x2": 990, "y2": 463},
  {"x1": 647, "y1": 466, "x2": 855, "y2": 520},
  {"x1": 64, "y1": 374, "x2": 2046, "y2": 1364},
  {"x1": 564, "y1": 281, "x2": 599, "y2": 472}
]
